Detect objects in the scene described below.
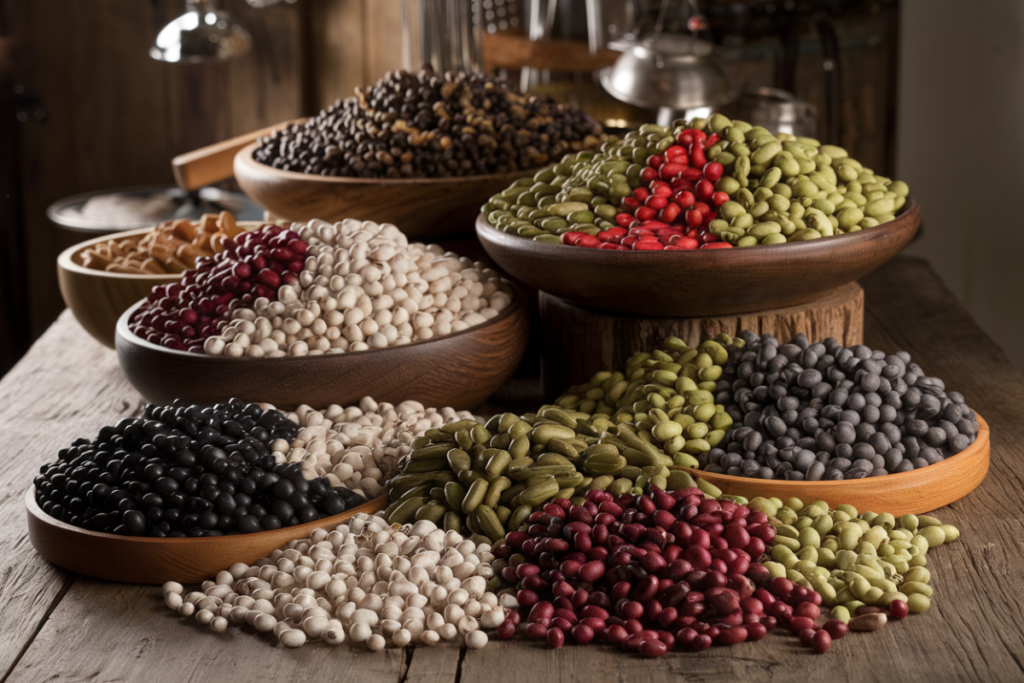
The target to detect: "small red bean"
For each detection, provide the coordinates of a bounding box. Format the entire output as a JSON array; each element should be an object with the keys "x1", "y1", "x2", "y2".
[
  {"x1": 822, "y1": 619, "x2": 849, "y2": 640},
  {"x1": 546, "y1": 628, "x2": 565, "y2": 649},
  {"x1": 525, "y1": 623, "x2": 548, "y2": 640},
  {"x1": 571, "y1": 624, "x2": 595, "y2": 644},
  {"x1": 717, "y1": 626, "x2": 748, "y2": 646},
  {"x1": 799, "y1": 628, "x2": 818, "y2": 646},
  {"x1": 794, "y1": 602, "x2": 820, "y2": 620},
  {"x1": 789, "y1": 616, "x2": 816, "y2": 634},
  {"x1": 639, "y1": 639, "x2": 668, "y2": 658},
  {"x1": 889, "y1": 600, "x2": 909, "y2": 620},
  {"x1": 813, "y1": 629, "x2": 832, "y2": 654}
]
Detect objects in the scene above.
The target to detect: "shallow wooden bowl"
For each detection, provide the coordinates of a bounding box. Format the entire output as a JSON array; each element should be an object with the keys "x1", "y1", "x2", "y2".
[
  {"x1": 114, "y1": 281, "x2": 529, "y2": 410},
  {"x1": 234, "y1": 142, "x2": 533, "y2": 238},
  {"x1": 26, "y1": 489, "x2": 387, "y2": 584},
  {"x1": 675, "y1": 414, "x2": 989, "y2": 515},
  {"x1": 476, "y1": 196, "x2": 921, "y2": 317},
  {"x1": 57, "y1": 222, "x2": 272, "y2": 348}
]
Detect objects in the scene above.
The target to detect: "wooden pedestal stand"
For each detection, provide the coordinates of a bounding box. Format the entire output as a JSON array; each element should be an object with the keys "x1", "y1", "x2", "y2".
[{"x1": 540, "y1": 282, "x2": 864, "y2": 396}]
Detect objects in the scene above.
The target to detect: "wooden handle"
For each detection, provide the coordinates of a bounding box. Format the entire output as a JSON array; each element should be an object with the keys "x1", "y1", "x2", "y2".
[{"x1": 171, "y1": 119, "x2": 304, "y2": 191}]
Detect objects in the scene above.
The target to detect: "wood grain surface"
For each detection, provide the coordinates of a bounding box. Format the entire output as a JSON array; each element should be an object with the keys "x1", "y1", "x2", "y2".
[
  {"x1": 540, "y1": 282, "x2": 864, "y2": 396},
  {"x1": 1, "y1": 257, "x2": 1023, "y2": 682},
  {"x1": 234, "y1": 143, "x2": 534, "y2": 239},
  {"x1": 116, "y1": 282, "x2": 530, "y2": 411},
  {"x1": 26, "y1": 489, "x2": 387, "y2": 585},
  {"x1": 477, "y1": 197, "x2": 920, "y2": 317}
]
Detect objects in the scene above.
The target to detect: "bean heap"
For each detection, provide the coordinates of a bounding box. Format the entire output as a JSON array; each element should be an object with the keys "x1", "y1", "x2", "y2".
[
  {"x1": 34, "y1": 399, "x2": 365, "y2": 537},
  {"x1": 253, "y1": 66, "x2": 604, "y2": 178},
  {"x1": 552, "y1": 335, "x2": 737, "y2": 460},
  {"x1": 203, "y1": 219, "x2": 513, "y2": 358},
  {"x1": 706, "y1": 332, "x2": 979, "y2": 480},
  {"x1": 129, "y1": 225, "x2": 307, "y2": 352},
  {"x1": 494, "y1": 487, "x2": 844, "y2": 655},
  {"x1": 483, "y1": 114, "x2": 909, "y2": 250},
  {"x1": 164, "y1": 514, "x2": 505, "y2": 650},
  {"x1": 756, "y1": 496, "x2": 958, "y2": 616},
  {"x1": 79, "y1": 211, "x2": 246, "y2": 274},
  {"x1": 268, "y1": 398, "x2": 475, "y2": 498},
  {"x1": 383, "y1": 404, "x2": 736, "y2": 541}
]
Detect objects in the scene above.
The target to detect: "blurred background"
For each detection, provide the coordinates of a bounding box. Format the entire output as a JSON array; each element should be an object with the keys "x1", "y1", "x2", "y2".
[{"x1": 0, "y1": 0, "x2": 1019, "y2": 374}]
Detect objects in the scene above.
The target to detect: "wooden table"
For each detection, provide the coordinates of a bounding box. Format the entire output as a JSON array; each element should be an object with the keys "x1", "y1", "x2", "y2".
[{"x1": 2, "y1": 257, "x2": 1022, "y2": 683}]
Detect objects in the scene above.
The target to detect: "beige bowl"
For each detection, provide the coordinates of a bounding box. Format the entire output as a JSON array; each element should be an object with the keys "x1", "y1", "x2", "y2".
[{"x1": 57, "y1": 222, "x2": 271, "y2": 348}]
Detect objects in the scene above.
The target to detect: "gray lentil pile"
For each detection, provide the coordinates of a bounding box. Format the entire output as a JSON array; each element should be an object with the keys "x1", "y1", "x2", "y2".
[
  {"x1": 703, "y1": 332, "x2": 979, "y2": 480},
  {"x1": 254, "y1": 67, "x2": 604, "y2": 178}
]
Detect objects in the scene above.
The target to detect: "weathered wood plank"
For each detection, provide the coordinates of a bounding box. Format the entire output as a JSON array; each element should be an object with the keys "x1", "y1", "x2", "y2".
[
  {"x1": 1, "y1": 258, "x2": 1023, "y2": 682},
  {"x1": 4, "y1": 581, "x2": 407, "y2": 683},
  {"x1": 0, "y1": 311, "x2": 143, "y2": 680}
]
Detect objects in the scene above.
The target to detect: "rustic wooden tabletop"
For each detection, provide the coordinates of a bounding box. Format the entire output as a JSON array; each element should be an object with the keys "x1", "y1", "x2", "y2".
[{"x1": 1, "y1": 257, "x2": 1022, "y2": 683}]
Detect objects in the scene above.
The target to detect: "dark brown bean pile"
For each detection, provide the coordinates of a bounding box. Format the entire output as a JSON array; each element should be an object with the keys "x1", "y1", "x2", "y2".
[
  {"x1": 253, "y1": 66, "x2": 604, "y2": 179},
  {"x1": 702, "y1": 332, "x2": 979, "y2": 480}
]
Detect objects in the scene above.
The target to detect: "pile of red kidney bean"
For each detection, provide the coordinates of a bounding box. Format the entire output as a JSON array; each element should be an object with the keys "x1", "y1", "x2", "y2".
[
  {"x1": 128, "y1": 226, "x2": 306, "y2": 352},
  {"x1": 493, "y1": 487, "x2": 849, "y2": 656},
  {"x1": 566, "y1": 128, "x2": 732, "y2": 251}
]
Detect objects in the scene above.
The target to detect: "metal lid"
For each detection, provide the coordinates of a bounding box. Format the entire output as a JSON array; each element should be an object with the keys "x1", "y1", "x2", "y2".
[
  {"x1": 601, "y1": 34, "x2": 731, "y2": 111},
  {"x1": 47, "y1": 185, "x2": 264, "y2": 234}
]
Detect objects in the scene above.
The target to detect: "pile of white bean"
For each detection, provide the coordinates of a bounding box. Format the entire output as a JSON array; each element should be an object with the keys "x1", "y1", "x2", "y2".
[
  {"x1": 266, "y1": 397, "x2": 475, "y2": 498},
  {"x1": 163, "y1": 515, "x2": 506, "y2": 650},
  {"x1": 203, "y1": 219, "x2": 515, "y2": 358}
]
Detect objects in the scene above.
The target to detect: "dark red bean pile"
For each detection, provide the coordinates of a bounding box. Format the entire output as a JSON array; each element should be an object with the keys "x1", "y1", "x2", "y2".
[
  {"x1": 253, "y1": 66, "x2": 604, "y2": 178},
  {"x1": 128, "y1": 226, "x2": 307, "y2": 352},
  {"x1": 492, "y1": 487, "x2": 839, "y2": 656},
  {"x1": 34, "y1": 399, "x2": 366, "y2": 538},
  {"x1": 705, "y1": 331, "x2": 980, "y2": 480}
]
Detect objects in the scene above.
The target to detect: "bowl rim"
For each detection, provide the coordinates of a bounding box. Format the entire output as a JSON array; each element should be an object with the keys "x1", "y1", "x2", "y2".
[
  {"x1": 477, "y1": 194, "x2": 920, "y2": 260},
  {"x1": 26, "y1": 486, "x2": 388, "y2": 546},
  {"x1": 57, "y1": 220, "x2": 283, "y2": 281},
  {"x1": 116, "y1": 278, "x2": 528, "y2": 361},
  {"x1": 234, "y1": 140, "x2": 539, "y2": 187},
  {"x1": 670, "y1": 412, "x2": 989, "y2": 490}
]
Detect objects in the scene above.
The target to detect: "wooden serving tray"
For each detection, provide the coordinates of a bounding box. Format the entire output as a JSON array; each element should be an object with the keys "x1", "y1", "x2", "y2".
[
  {"x1": 675, "y1": 414, "x2": 990, "y2": 516},
  {"x1": 26, "y1": 489, "x2": 388, "y2": 585}
]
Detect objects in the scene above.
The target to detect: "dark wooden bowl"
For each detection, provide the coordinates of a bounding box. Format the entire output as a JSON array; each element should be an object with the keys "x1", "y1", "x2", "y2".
[
  {"x1": 114, "y1": 281, "x2": 529, "y2": 410},
  {"x1": 26, "y1": 488, "x2": 387, "y2": 584},
  {"x1": 477, "y1": 196, "x2": 921, "y2": 317},
  {"x1": 674, "y1": 414, "x2": 989, "y2": 516},
  {"x1": 234, "y1": 142, "x2": 533, "y2": 238}
]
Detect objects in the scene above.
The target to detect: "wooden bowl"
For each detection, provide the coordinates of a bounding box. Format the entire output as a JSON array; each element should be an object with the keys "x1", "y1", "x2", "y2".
[
  {"x1": 675, "y1": 414, "x2": 990, "y2": 516},
  {"x1": 57, "y1": 222, "x2": 273, "y2": 348},
  {"x1": 26, "y1": 488, "x2": 387, "y2": 584},
  {"x1": 234, "y1": 141, "x2": 533, "y2": 238},
  {"x1": 57, "y1": 228, "x2": 180, "y2": 348},
  {"x1": 114, "y1": 281, "x2": 529, "y2": 410},
  {"x1": 476, "y1": 196, "x2": 921, "y2": 317}
]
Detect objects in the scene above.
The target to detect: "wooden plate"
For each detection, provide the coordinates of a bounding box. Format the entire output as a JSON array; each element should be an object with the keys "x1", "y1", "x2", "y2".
[
  {"x1": 57, "y1": 222, "x2": 276, "y2": 349},
  {"x1": 675, "y1": 414, "x2": 990, "y2": 515},
  {"x1": 25, "y1": 489, "x2": 387, "y2": 584},
  {"x1": 234, "y1": 142, "x2": 533, "y2": 238},
  {"x1": 114, "y1": 281, "x2": 529, "y2": 410},
  {"x1": 476, "y1": 196, "x2": 921, "y2": 317}
]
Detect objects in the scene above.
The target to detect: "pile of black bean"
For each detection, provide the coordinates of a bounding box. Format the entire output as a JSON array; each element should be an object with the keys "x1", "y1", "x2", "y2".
[
  {"x1": 253, "y1": 66, "x2": 604, "y2": 178},
  {"x1": 701, "y1": 332, "x2": 979, "y2": 480},
  {"x1": 34, "y1": 399, "x2": 366, "y2": 538}
]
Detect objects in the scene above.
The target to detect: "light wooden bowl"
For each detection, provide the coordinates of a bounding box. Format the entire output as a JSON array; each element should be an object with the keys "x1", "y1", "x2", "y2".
[
  {"x1": 234, "y1": 141, "x2": 534, "y2": 238},
  {"x1": 57, "y1": 222, "x2": 273, "y2": 348},
  {"x1": 115, "y1": 281, "x2": 529, "y2": 410},
  {"x1": 676, "y1": 414, "x2": 989, "y2": 515},
  {"x1": 26, "y1": 489, "x2": 388, "y2": 584},
  {"x1": 476, "y1": 197, "x2": 921, "y2": 317}
]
